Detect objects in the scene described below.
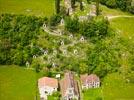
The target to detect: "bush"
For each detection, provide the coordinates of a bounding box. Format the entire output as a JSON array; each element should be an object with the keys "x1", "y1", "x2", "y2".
[
  {"x1": 49, "y1": 14, "x2": 61, "y2": 27},
  {"x1": 79, "y1": 17, "x2": 109, "y2": 40},
  {"x1": 100, "y1": 0, "x2": 134, "y2": 13},
  {"x1": 65, "y1": 16, "x2": 80, "y2": 33},
  {"x1": 129, "y1": 6, "x2": 134, "y2": 13},
  {"x1": 106, "y1": 0, "x2": 117, "y2": 8}
]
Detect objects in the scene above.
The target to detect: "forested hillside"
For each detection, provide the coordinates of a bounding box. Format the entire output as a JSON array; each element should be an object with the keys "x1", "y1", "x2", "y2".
[
  {"x1": 0, "y1": 0, "x2": 134, "y2": 100},
  {"x1": 0, "y1": 14, "x2": 45, "y2": 65}
]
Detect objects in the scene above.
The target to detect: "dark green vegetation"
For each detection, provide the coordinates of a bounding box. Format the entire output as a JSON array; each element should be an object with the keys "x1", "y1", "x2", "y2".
[
  {"x1": 0, "y1": 14, "x2": 44, "y2": 65},
  {"x1": 55, "y1": 0, "x2": 60, "y2": 14},
  {"x1": 65, "y1": 16, "x2": 109, "y2": 40},
  {"x1": 100, "y1": 0, "x2": 134, "y2": 14}
]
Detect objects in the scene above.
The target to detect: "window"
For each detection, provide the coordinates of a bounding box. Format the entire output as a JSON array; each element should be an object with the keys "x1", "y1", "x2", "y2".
[
  {"x1": 69, "y1": 90, "x2": 72, "y2": 93},
  {"x1": 45, "y1": 91, "x2": 48, "y2": 94}
]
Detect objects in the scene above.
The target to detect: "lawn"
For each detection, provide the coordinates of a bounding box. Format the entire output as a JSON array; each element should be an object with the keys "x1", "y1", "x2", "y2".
[
  {"x1": 102, "y1": 73, "x2": 134, "y2": 100},
  {"x1": 0, "y1": 0, "x2": 55, "y2": 17},
  {"x1": 83, "y1": 88, "x2": 102, "y2": 100},
  {"x1": 0, "y1": 65, "x2": 37, "y2": 100},
  {"x1": 110, "y1": 17, "x2": 134, "y2": 38}
]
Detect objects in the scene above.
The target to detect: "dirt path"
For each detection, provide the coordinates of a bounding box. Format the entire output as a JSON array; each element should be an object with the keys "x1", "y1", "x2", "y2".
[{"x1": 107, "y1": 15, "x2": 134, "y2": 20}]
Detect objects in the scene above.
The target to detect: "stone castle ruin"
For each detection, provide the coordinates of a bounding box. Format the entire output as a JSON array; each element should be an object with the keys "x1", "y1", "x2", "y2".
[{"x1": 64, "y1": 0, "x2": 73, "y2": 15}]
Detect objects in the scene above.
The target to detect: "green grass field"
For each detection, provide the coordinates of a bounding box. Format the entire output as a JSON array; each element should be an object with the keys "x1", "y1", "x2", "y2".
[
  {"x1": 0, "y1": 0, "x2": 55, "y2": 17},
  {"x1": 0, "y1": 65, "x2": 37, "y2": 100},
  {"x1": 83, "y1": 88, "x2": 102, "y2": 100},
  {"x1": 102, "y1": 73, "x2": 134, "y2": 100},
  {"x1": 110, "y1": 17, "x2": 134, "y2": 38}
]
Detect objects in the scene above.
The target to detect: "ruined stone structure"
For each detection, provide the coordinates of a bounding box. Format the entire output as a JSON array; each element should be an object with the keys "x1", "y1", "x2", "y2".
[{"x1": 64, "y1": 0, "x2": 73, "y2": 15}]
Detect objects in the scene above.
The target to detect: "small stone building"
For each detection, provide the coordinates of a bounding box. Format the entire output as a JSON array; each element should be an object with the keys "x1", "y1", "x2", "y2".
[
  {"x1": 64, "y1": 0, "x2": 73, "y2": 15},
  {"x1": 80, "y1": 74, "x2": 100, "y2": 89}
]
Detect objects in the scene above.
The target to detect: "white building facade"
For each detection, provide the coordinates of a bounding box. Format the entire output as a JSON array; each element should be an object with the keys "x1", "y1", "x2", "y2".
[{"x1": 38, "y1": 77, "x2": 58, "y2": 99}]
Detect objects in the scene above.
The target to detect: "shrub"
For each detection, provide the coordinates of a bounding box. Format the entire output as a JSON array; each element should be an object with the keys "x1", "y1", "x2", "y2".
[
  {"x1": 49, "y1": 14, "x2": 61, "y2": 27},
  {"x1": 65, "y1": 16, "x2": 80, "y2": 33}
]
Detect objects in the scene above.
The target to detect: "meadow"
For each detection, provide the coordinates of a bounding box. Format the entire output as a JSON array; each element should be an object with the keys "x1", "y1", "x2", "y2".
[
  {"x1": 0, "y1": 65, "x2": 38, "y2": 100},
  {"x1": 0, "y1": 0, "x2": 55, "y2": 17},
  {"x1": 110, "y1": 17, "x2": 134, "y2": 38},
  {"x1": 102, "y1": 73, "x2": 134, "y2": 100},
  {"x1": 83, "y1": 88, "x2": 102, "y2": 100}
]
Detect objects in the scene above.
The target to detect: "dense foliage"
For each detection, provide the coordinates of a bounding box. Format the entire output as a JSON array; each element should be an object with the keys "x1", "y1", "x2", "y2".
[
  {"x1": 0, "y1": 13, "x2": 133, "y2": 79},
  {"x1": 0, "y1": 14, "x2": 44, "y2": 65},
  {"x1": 65, "y1": 16, "x2": 109, "y2": 41},
  {"x1": 87, "y1": 38, "x2": 121, "y2": 78},
  {"x1": 49, "y1": 14, "x2": 62, "y2": 27},
  {"x1": 55, "y1": 0, "x2": 60, "y2": 14},
  {"x1": 65, "y1": 16, "x2": 80, "y2": 33},
  {"x1": 100, "y1": 0, "x2": 134, "y2": 14}
]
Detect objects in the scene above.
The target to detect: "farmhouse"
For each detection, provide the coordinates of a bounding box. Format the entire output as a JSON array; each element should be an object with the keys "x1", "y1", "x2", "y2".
[
  {"x1": 38, "y1": 77, "x2": 58, "y2": 99},
  {"x1": 60, "y1": 72, "x2": 80, "y2": 100},
  {"x1": 80, "y1": 74, "x2": 100, "y2": 89}
]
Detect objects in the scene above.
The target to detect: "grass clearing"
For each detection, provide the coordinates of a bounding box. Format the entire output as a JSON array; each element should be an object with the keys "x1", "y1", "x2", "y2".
[
  {"x1": 0, "y1": 0, "x2": 55, "y2": 17},
  {"x1": 102, "y1": 73, "x2": 134, "y2": 100},
  {"x1": 83, "y1": 88, "x2": 102, "y2": 100},
  {"x1": 0, "y1": 65, "x2": 37, "y2": 100},
  {"x1": 110, "y1": 17, "x2": 134, "y2": 38}
]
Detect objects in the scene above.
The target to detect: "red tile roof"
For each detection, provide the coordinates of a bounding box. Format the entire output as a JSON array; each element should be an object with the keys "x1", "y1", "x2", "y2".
[
  {"x1": 60, "y1": 72, "x2": 79, "y2": 97},
  {"x1": 80, "y1": 74, "x2": 88, "y2": 84},
  {"x1": 38, "y1": 77, "x2": 58, "y2": 88},
  {"x1": 81, "y1": 74, "x2": 100, "y2": 84}
]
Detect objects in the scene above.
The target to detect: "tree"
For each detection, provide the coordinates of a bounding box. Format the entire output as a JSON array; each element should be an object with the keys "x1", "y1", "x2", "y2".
[
  {"x1": 80, "y1": 0, "x2": 84, "y2": 11},
  {"x1": 55, "y1": 0, "x2": 60, "y2": 14},
  {"x1": 49, "y1": 14, "x2": 61, "y2": 27},
  {"x1": 106, "y1": 0, "x2": 117, "y2": 8},
  {"x1": 79, "y1": 17, "x2": 109, "y2": 40},
  {"x1": 116, "y1": 0, "x2": 127, "y2": 11},
  {"x1": 65, "y1": 16, "x2": 80, "y2": 33},
  {"x1": 0, "y1": 14, "x2": 43, "y2": 65},
  {"x1": 71, "y1": 0, "x2": 76, "y2": 8},
  {"x1": 79, "y1": 62, "x2": 88, "y2": 74},
  {"x1": 96, "y1": 0, "x2": 100, "y2": 16},
  {"x1": 87, "y1": 39, "x2": 121, "y2": 78},
  {"x1": 100, "y1": 0, "x2": 134, "y2": 14}
]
